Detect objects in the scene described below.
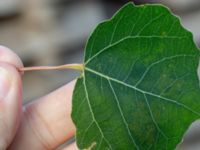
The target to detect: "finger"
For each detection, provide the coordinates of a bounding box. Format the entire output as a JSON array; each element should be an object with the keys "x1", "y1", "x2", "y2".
[
  {"x1": 9, "y1": 80, "x2": 76, "y2": 150},
  {"x1": 0, "y1": 63, "x2": 22, "y2": 149},
  {"x1": 63, "y1": 142, "x2": 78, "y2": 150},
  {"x1": 0, "y1": 45, "x2": 23, "y2": 68}
]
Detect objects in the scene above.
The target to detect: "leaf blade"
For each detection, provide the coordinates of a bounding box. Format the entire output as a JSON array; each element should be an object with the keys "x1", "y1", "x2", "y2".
[{"x1": 72, "y1": 2, "x2": 200, "y2": 150}]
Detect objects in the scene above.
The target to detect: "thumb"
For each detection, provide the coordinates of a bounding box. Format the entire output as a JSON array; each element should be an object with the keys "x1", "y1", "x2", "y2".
[{"x1": 0, "y1": 63, "x2": 22, "y2": 149}]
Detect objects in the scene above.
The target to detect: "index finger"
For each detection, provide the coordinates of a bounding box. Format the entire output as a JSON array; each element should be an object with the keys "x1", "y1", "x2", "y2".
[{"x1": 8, "y1": 80, "x2": 76, "y2": 150}]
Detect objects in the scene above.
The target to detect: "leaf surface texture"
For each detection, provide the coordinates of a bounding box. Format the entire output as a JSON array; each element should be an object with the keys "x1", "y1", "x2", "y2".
[{"x1": 72, "y1": 2, "x2": 200, "y2": 150}]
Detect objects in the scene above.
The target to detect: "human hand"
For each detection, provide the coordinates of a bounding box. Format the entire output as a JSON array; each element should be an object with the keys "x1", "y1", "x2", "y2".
[{"x1": 0, "y1": 46, "x2": 78, "y2": 150}]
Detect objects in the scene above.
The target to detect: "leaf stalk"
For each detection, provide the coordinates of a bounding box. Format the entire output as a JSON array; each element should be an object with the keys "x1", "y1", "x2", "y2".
[{"x1": 18, "y1": 63, "x2": 84, "y2": 73}]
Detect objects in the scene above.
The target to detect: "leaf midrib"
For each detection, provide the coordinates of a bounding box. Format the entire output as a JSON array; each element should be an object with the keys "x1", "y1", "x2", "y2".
[
  {"x1": 83, "y1": 54, "x2": 198, "y2": 149},
  {"x1": 84, "y1": 67, "x2": 200, "y2": 117}
]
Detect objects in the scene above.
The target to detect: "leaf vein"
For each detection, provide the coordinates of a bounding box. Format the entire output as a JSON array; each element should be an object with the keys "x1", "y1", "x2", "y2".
[
  {"x1": 143, "y1": 93, "x2": 168, "y2": 139},
  {"x1": 85, "y1": 67, "x2": 200, "y2": 117},
  {"x1": 136, "y1": 13, "x2": 164, "y2": 36},
  {"x1": 134, "y1": 55, "x2": 194, "y2": 87},
  {"x1": 85, "y1": 36, "x2": 187, "y2": 65},
  {"x1": 108, "y1": 79, "x2": 139, "y2": 150},
  {"x1": 83, "y1": 74, "x2": 113, "y2": 149},
  {"x1": 80, "y1": 121, "x2": 94, "y2": 146}
]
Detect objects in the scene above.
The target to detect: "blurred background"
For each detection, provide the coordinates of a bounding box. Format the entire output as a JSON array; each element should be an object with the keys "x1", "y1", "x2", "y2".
[{"x1": 0, "y1": 0, "x2": 199, "y2": 149}]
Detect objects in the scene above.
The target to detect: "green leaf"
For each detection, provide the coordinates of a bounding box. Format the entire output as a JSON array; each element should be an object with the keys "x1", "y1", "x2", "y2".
[{"x1": 72, "y1": 2, "x2": 200, "y2": 150}]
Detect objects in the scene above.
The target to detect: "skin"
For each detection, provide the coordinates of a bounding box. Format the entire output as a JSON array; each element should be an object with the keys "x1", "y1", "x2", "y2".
[{"x1": 0, "y1": 46, "x2": 78, "y2": 150}]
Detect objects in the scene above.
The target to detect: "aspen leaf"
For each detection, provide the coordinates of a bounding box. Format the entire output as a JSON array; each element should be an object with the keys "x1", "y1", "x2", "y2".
[{"x1": 72, "y1": 2, "x2": 200, "y2": 150}]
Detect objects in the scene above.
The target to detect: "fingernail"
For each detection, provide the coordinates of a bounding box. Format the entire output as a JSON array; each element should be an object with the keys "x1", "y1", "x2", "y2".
[{"x1": 0, "y1": 67, "x2": 11, "y2": 100}]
